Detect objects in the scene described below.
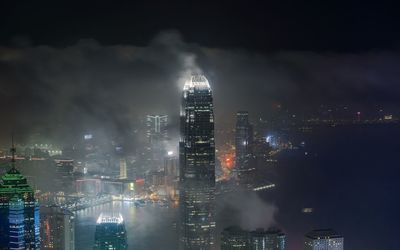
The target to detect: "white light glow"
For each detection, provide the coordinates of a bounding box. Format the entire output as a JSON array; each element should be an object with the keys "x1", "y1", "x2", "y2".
[
  {"x1": 183, "y1": 75, "x2": 211, "y2": 91},
  {"x1": 96, "y1": 213, "x2": 124, "y2": 224}
]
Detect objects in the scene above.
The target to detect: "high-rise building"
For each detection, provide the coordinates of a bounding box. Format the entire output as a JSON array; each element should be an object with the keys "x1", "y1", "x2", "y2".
[
  {"x1": 146, "y1": 114, "x2": 168, "y2": 144},
  {"x1": 40, "y1": 205, "x2": 75, "y2": 250},
  {"x1": 304, "y1": 229, "x2": 344, "y2": 250},
  {"x1": 93, "y1": 213, "x2": 128, "y2": 250},
  {"x1": 146, "y1": 114, "x2": 169, "y2": 169},
  {"x1": 119, "y1": 158, "x2": 127, "y2": 179},
  {"x1": 0, "y1": 146, "x2": 40, "y2": 249},
  {"x1": 235, "y1": 111, "x2": 254, "y2": 186},
  {"x1": 221, "y1": 226, "x2": 286, "y2": 250},
  {"x1": 179, "y1": 75, "x2": 216, "y2": 250}
]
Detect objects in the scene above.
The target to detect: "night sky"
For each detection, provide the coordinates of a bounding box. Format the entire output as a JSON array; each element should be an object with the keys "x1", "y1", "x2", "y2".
[{"x1": 0, "y1": 1, "x2": 399, "y2": 140}]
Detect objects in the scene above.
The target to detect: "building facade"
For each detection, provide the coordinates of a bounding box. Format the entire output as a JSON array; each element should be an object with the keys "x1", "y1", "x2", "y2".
[
  {"x1": 179, "y1": 75, "x2": 216, "y2": 249},
  {"x1": 235, "y1": 111, "x2": 254, "y2": 186},
  {"x1": 304, "y1": 229, "x2": 344, "y2": 250},
  {"x1": 221, "y1": 226, "x2": 286, "y2": 250},
  {"x1": 221, "y1": 226, "x2": 249, "y2": 250},
  {"x1": 40, "y1": 205, "x2": 75, "y2": 250}
]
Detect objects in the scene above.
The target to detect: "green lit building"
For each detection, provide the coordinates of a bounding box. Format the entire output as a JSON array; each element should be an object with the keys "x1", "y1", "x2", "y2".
[{"x1": 0, "y1": 151, "x2": 40, "y2": 249}]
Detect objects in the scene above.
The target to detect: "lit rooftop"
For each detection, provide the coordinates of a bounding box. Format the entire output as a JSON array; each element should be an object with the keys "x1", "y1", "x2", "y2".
[
  {"x1": 305, "y1": 229, "x2": 342, "y2": 239},
  {"x1": 96, "y1": 212, "x2": 124, "y2": 224},
  {"x1": 183, "y1": 75, "x2": 211, "y2": 91}
]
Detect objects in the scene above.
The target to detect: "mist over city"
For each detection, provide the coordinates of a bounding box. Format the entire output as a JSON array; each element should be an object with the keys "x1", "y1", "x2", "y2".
[{"x1": 0, "y1": 1, "x2": 399, "y2": 250}]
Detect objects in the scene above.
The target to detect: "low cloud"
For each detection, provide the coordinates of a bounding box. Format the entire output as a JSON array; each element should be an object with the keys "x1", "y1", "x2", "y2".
[
  {"x1": 0, "y1": 30, "x2": 399, "y2": 144},
  {"x1": 217, "y1": 191, "x2": 278, "y2": 231}
]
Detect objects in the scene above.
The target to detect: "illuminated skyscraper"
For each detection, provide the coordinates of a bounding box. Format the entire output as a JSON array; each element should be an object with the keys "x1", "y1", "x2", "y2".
[
  {"x1": 0, "y1": 145, "x2": 40, "y2": 249},
  {"x1": 304, "y1": 229, "x2": 343, "y2": 250},
  {"x1": 40, "y1": 205, "x2": 75, "y2": 250},
  {"x1": 93, "y1": 213, "x2": 127, "y2": 250},
  {"x1": 119, "y1": 158, "x2": 127, "y2": 179},
  {"x1": 235, "y1": 111, "x2": 254, "y2": 186},
  {"x1": 179, "y1": 75, "x2": 216, "y2": 249}
]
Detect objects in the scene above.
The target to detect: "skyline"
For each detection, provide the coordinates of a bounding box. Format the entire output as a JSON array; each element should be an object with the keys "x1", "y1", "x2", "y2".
[{"x1": 0, "y1": 1, "x2": 399, "y2": 249}]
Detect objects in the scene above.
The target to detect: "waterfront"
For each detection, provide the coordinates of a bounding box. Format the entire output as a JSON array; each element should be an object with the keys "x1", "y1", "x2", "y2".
[{"x1": 73, "y1": 124, "x2": 400, "y2": 250}]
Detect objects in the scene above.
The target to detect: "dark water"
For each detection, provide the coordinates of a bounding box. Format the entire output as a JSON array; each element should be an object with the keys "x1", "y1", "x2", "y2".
[{"x1": 266, "y1": 124, "x2": 400, "y2": 250}]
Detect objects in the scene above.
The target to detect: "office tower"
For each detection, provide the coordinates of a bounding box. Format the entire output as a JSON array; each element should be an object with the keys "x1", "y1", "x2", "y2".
[
  {"x1": 93, "y1": 213, "x2": 127, "y2": 250},
  {"x1": 0, "y1": 145, "x2": 40, "y2": 249},
  {"x1": 221, "y1": 226, "x2": 249, "y2": 250},
  {"x1": 304, "y1": 229, "x2": 344, "y2": 250},
  {"x1": 119, "y1": 158, "x2": 127, "y2": 179},
  {"x1": 235, "y1": 111, "x2": 254, "y2": 186},
  {"x1": 146, "y1": 114, "x2": 169, "y2": 169},
  {"x1": 40, "y1": 205, "x2": 75, "y2": 250},
  {"x1": 250, "y1": 228, "x2": 286, "y2": 250},
  {"x1": 179, "y1": 75, "x2": 216, "y2": 249},
  {"x1": 146, "y1": 114, "x2": 168, "y2": 144}
]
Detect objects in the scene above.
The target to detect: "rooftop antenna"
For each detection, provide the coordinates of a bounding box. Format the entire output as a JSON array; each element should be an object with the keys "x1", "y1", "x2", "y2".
[{"x1": 10, "y1": 133, "x2": 16, "y2": 170}]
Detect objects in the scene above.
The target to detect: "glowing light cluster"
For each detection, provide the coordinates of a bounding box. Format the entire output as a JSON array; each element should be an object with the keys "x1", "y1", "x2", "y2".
[
  {"x1": 183, "y1": 75, "x2": 211, "y2": 91},
  {"x1": 96, "y1": 213, "x2": 124, "y2": 224}
]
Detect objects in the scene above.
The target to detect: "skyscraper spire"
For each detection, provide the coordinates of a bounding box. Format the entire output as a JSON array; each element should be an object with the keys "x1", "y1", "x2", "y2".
[{"x1": 10, "y1": 134, "x2": 16, "y2": 170}]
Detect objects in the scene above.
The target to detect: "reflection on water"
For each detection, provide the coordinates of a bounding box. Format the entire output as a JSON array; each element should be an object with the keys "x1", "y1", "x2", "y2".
[{"x1": 75, "y1": 201, "x2": 178, "y2": 250}]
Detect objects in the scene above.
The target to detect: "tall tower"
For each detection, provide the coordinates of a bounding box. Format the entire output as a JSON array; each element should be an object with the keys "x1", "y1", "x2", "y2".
[
  {"x1": 0, "y1": 143, "x2": 40, "y2": 249},
  {"x1": 119, "y1": 158, "x2": 127, "y2": 179},
  {"x1": 235, "y1": 111, "x2": 253, "y2": 186},
  {"x1": 179, "y1": 75, "x2": 216, "y2": 249}
]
